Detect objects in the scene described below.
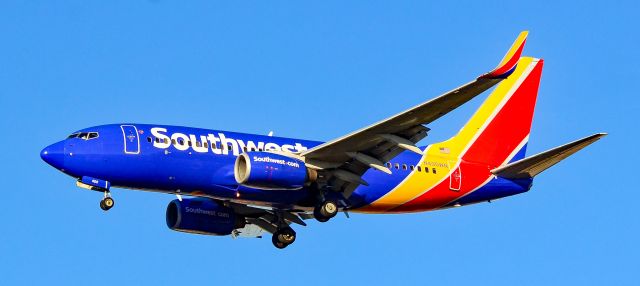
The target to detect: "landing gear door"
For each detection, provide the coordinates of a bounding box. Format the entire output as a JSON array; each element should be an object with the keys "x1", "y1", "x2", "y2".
[
  {"x1": 121, "y1": 125, "x2": 140, "y2": 154},
  {"x1": 449, "y1": 161, "x2": 462, "y2": 191}
]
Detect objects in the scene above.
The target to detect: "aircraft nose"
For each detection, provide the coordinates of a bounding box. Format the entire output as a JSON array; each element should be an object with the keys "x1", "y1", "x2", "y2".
[{"x1": 41, "y1": 141, "x2": 65, "y2": 169}]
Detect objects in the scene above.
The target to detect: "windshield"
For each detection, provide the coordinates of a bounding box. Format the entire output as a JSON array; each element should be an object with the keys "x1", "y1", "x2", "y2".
[{"x1": 67, "y1": 132, "x2": 99, "y2": 140}]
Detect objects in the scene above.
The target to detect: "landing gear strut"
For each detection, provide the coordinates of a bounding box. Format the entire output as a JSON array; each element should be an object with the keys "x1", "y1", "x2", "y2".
[
  {"x1": 314, "y1": 200, "x2": 338, "y2": 222},
  {"x1": 272, "y1": 227, "x2": 296, "y2": 249},
  {"x1": 100, "y1": 192, "x2": 115, "y2": 211}
]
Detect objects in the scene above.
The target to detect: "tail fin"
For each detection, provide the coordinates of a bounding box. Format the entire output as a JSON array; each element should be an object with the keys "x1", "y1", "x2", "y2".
[
  {"x1": 491, "y1": 133, "x2": 607, "y2": 179},
  {"x1": 431, "y1": 56, "x2": 544, "y2": 168}
]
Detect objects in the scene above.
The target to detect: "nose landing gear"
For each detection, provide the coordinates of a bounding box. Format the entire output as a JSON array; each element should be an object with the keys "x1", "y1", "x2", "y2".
[
  {"x1": 75, "y1": 176, "x2": 115, "y2": 211},
  {"x1": 100, "y1": 193, "x2": 115, "y2": 211}
]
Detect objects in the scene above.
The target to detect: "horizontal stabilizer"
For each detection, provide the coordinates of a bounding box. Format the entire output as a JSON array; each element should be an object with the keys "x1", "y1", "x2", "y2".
[{"x1": 492, "y1": 133, "x2": 607, "y2": 179}]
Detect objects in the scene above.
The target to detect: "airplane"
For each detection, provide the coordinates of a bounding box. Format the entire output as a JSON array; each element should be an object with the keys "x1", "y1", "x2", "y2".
[{"x1": 40, "y1": 31, "x2": 606, "y2": 249}]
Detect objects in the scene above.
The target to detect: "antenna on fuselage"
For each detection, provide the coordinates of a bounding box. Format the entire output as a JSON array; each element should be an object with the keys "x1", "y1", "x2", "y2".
[{"x1": 268, "y1": 131, "x2": 274, "y2": 137}]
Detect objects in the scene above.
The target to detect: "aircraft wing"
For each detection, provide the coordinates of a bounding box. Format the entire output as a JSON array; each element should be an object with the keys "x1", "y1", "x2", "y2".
[{"x1": 300, "y1": 31, "x2": 529, "y2": 198}]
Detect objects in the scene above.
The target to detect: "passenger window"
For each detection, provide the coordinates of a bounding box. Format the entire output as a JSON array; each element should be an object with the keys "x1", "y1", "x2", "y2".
[
  {"x1": 410, "y1": 165, "x2": 414, "y2": 171},
  {"x1": 147, "y1": 137, "x2": 152, "y2": 143},
  {"x1": 178, "y1": 139, "x2": 184, "y2": 145},
  {"x1": 417, "y1": 166, "x2": 422, "y2": 172},
  {"x1": 164, "y1": 138, "x2": 169, "y2": 144},
  {"x1": 204, "y1": 142, "x2": 209, "y2": 148},
  {"x1": 155, "y1": 138, "x2": 160, "y2": 143},
  {"x1": 172, "y1": 139, "x2": 177, "y2": 145},
  {"x1": 402, "y1": 164, "x2": 407, "y2": 170},
  {"x1": 196, "y1": 141, "x2": 202, "y2": 147},
  {"x1": 394, "y1": 163, "x2": 399, "y2": 169},
  {"x1": 187, "y1": 141, "x2": 191, "y2": 147},
  {"x1": 386, "y1": 162, "x2": 391, "y2": 168},
  {"x1": 432, "y1": 168, "x2": 437, "y2": 174}
]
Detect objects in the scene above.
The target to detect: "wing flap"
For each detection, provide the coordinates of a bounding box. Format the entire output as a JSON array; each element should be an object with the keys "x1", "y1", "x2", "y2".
[{"x1": 491, "y1": 133, "x2": 607, "y2": 179}]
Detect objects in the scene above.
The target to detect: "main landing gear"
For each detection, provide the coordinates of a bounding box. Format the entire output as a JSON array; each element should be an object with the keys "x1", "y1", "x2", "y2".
[
  {"x1": 270, "y1": 210, "x2": 297, "y2": 249},
  {"x1": 99, "y1": 192, "x2": 115, "y2": 211},
  {"x1": 313, "y1": 200, "x2": 338, "y2": 222},
  {"x1": 271, "y1": 226, "x2": 296, "y2": 249},
  {"x1": 270, "y1": 200, "x2": 339, "y2": 249}
]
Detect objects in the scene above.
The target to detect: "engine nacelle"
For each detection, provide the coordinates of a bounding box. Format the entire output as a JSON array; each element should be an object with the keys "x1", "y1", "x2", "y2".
[
  {"x1": 166, "y1": 198, "x2": 245, "y2": 236},
  {"x1": 234, "y1": 152, "x2": 315, "y2": 190}
]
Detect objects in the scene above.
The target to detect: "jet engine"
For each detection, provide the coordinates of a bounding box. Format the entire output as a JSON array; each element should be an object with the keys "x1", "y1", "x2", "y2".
[
  {"x1": 166, "y1": 198, "x2": 245, "y2": 236},
  {"x1": 234, "y1": 152, "x2": 316, "y2": 190}
]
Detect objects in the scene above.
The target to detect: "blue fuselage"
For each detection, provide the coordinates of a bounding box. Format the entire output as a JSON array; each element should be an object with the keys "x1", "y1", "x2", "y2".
[{"x1": 41, "y1": 124, "x2": 531, "y2": 212}]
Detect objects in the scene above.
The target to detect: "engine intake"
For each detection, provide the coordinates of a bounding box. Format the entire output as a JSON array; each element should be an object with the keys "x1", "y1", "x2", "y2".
[
  {"x1": 234, "y1": 152, "x2": 316, "y2": 190},
  {"x1": 166, "y1": 198, "x2": 245, "y2": 236}
]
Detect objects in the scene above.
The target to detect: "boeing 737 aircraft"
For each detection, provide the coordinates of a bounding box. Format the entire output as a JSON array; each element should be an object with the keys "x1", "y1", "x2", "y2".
[{"x1": 41, "y1": 32, "x2": 605, "y2": 248}]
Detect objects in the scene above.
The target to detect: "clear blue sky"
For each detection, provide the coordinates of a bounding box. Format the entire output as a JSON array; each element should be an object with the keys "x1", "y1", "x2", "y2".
[{"x1": 0, "y1": 1, "x2": 637, "y2": 285}]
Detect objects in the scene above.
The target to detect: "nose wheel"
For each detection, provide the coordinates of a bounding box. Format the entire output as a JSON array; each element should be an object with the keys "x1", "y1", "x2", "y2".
[
  {"x1": 100, "y1": 193, "x2": 115, "y2": 211},
  {"x1": 314, "y1": 200, "x2": 338, "y2": 222},
  {"x1": 272, "y1": 227, "x2": 296, "y2": 249}
]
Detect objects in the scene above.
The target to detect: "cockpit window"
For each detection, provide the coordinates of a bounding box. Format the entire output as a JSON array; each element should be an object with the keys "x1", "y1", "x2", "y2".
[{"x1": 68, "y1": 132, "x2": 99, "y2": 140}]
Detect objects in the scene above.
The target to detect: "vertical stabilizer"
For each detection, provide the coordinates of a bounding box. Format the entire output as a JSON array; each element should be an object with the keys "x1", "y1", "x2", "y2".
[{"x1": 432, "y1": 57, "x2": 544, "y2": 167}]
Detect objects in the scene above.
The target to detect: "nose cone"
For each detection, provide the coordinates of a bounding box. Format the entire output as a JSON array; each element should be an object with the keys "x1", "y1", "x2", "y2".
[{"x1": 41, "y1": 141, "x2": 65, "y2": 169}]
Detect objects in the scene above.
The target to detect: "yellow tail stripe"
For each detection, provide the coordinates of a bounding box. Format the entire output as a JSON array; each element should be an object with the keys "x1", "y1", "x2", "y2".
[{"x1": 360, "y1": 57, "x2": 536, "y2": 211}]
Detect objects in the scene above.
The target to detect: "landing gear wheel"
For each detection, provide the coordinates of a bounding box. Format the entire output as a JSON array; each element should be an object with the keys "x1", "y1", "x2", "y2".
[
  {"x1": 100, "y1": 196, "x2": 114, "y2": 211},
  {"x1": 272, "y1": 227, "x2": 296, "y2": 249},
  {"x1": 314, "y1": 200, "x2": 338, "y2": 222},
  {"x1": 272, "y1": 236, "x2": 288, "y2": 249},
  {"x1": 313, "y1": 213, "x2": 330, "y2": 223},
  {"x1": 276, "y1": 227, "x2": 296, "y2": 244}
]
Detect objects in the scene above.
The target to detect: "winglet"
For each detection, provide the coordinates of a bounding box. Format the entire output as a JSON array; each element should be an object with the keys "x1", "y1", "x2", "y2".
[{"x1": 480, "y1": 31, "x2": 529, "y2": 79}]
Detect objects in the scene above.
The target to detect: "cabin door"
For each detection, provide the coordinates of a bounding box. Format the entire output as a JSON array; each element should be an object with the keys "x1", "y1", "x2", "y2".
[
  {"x1": 449, "y1": 161, "x2": 462, "y2": 191},
  {"x1": 121, "y1": 125, "x2": 140, "y2": 154}
]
